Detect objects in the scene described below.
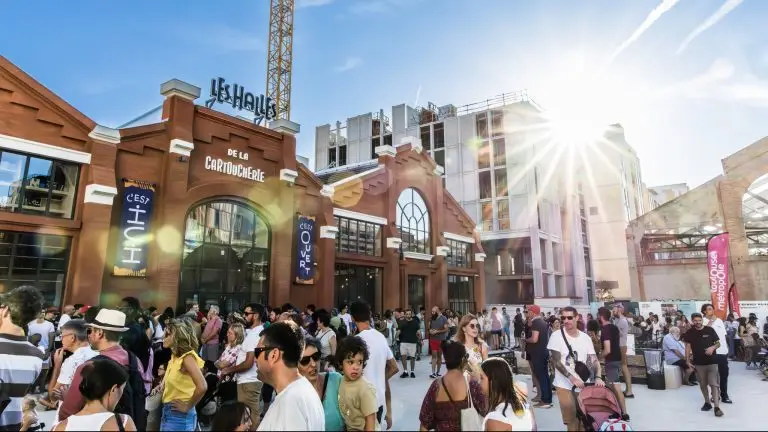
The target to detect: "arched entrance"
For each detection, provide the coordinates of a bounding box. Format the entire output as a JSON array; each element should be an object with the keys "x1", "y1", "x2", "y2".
[{"x1": 178, "y1": 200, "x2": 270, "y2": 314}]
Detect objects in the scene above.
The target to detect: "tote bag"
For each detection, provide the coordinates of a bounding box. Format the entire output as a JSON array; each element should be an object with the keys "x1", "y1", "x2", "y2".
[{"x1": 461, "y1": 374, "x2": 484, "y2": 431}]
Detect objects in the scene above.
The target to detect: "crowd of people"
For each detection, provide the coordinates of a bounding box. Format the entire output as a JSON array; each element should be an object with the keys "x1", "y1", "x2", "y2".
[{"x1": 3, "y1": 283, "x2": 767, "y2": 431}]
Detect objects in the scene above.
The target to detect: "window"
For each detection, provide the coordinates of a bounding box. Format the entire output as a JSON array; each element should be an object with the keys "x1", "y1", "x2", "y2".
[
  {"x1": 335, "y1": 264, "x2": 382, "y2": 314},
  {"x1": 421, "y1": 126, "x2": 431, "y2": 151},
  {"x1": 584, "y1": 248, "x2": 592, "y2": 278},
  {"x1": 476, "y1": 113, "x2": 488, "y2": 139},
  {"x1": 446, "y1": 239, "x2": 472, "y2": 268},
  {"x1": 433, "y1": 149, "x2": 445, "y2": 168},
  {"x1": 433, "y1": 122, "x2": 445, "y2": 149},
  {"x1": 481, "y1": 202, "x2": 493, "y2": 231},
  {"x1": 338, "y1": 145, "x2": 347, "y2": 166},
  {"x1": 180, "y1": 201, "x2": 270, "y2": 311},
  {"x1": 0, "y1": 231, "x2": 71, "y2": 307},
  {"x1": 493, "y1": 138, "x2": 506, "y2": 166},
  {"x1": 478, "y1": 141, "x2": 490, "y2": 169},
  {"x1": 335, "y1": 216, "x2": 382, "y2": 256},
  {"x1": 396, "y1": 188, "x2": 430, "y2": 254},
  {"x1": 0, "y1": 150, "x2": 80, "y2": 219},
  {"x1": 491, "y1": 110, "x2": 504, "y2": 136},
  {"x1": 479, "y1": 171, "x2": 492, "y2": 200},
  {"x1": 327, "y1": 148, "x2": 337, "y2": 167},
  {"x1": 494, "y1": 169, "x2": 507, "y2": 197},
  {"x1": 371, "y1": 137, "x2": 380, "y2": 159},
  {"x1": 497, "y1": 199, "x2": 510, "y2": 230},
  {"x1": 383, "y1": 134, "x2": 392, "y2": 147},
  {"x1": 589, "y1": 206, "x2": 598, "y2": 216},
  {"x1": 448, "y1": 274, "x2": 475, "y2": 316}
]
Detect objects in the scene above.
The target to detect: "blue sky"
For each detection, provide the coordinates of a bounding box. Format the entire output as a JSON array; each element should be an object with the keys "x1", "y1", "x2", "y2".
[{"x1": 2, "y1": 0, "x2": 767, "y2": 187}]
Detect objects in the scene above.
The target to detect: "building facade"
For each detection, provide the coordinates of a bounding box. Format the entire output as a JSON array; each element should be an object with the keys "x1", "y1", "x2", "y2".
[
  {"x1": 0, "y1": 56, "x2": 484, "y2": 314},
  {"x1": 314, "y1": 93, "x2": 597, "y2": 305},
  {"x1": 647, "y1": 183, "x2": 690, "y2": 209},
  {"x1": 627, "y1": 136, "x2": 768, "y2": 301}
]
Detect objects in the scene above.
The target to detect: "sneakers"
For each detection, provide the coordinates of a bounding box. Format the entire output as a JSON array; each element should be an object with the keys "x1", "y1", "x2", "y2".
[
  {"x1": 410, "y1": 372, "x2": 416, "y2": 378},
  {"x1": 429, "y1": 373, "x2": 437, "y2": 378},
  {"x1": 714, "y1": 407, "x2": 724, "y2": 417},
  {"x1": 533, "y1": 402, "x2": 553, "y2": 409},
  {"x1": 701, "y1": 402, "x2": 713, "y2": 411},
  {"x1": 400, "y1": 372, "x2": 409, "y2": 378}
]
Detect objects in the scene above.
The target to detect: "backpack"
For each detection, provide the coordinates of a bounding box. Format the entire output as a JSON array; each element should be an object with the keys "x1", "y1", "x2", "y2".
[
  {"x1": 599, "y1": 418, "x2": 633, "y2": 431},
  {"x1": 93, "y1": 353, "x2": 147, "y2": 431}
]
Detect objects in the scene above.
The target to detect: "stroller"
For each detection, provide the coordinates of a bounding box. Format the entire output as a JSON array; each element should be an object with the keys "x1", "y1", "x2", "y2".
[
  {"x1": 196, "y1": 371, "x2": 221, "y2": 427},
  {"x1": 572, "y1": 385, "x2": 631, "y2": 431}
]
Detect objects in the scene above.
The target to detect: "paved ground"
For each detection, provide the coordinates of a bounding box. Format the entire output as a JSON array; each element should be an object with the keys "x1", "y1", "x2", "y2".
[{"x1": 36, "y1": 356, "x2": 765, "y2": 430}]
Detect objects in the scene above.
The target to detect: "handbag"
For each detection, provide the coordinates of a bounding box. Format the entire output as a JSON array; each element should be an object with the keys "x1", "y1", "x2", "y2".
[{"x1": 561, "y1": 328, "x2": 591, "y2": 382}]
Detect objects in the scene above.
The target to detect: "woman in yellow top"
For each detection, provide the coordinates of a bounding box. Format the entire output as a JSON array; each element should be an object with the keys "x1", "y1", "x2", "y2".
[{"x1": 154, "y1": 318, "x2": 207, "y2": 431}]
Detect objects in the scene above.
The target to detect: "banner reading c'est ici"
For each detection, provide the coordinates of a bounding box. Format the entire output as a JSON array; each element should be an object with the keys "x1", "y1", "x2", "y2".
[{"x1": 706, "y1": 232, "x2": 730, "y2": 320}]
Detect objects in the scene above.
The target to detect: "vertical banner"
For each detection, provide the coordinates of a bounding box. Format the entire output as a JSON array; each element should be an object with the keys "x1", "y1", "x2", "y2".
[
  {"x1": 706, "y1": 232, "x2": 730, "y2": 320},
  {"x1": 114, "y1": 179, "x2": 155, "y2": 277},
  {"x1": 728, "y1": 283, "x2": 741, "y2": 318},
  {"x1": 295, "y1": 214, "x2": 315, "y2": 284}
]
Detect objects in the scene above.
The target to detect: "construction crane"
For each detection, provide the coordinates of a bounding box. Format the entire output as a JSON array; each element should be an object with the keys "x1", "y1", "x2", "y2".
[{"x1": 266, "y1": 0, "x2": 295, "y2": 121}]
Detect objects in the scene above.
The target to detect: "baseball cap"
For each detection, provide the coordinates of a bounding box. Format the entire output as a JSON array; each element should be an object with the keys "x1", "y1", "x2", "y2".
[{"x1": 528, "y1": 305, "x2": 541, "y2": 315}]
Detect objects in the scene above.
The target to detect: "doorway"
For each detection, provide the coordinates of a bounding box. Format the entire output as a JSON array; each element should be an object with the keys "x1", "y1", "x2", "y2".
[{"x1": 407, "y1": 275, "x2": 426, "y2": 313}]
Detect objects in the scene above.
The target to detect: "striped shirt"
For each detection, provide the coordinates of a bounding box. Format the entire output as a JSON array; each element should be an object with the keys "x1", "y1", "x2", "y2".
[{"x1": 0, "y1": 333, "x2": 45, "y2": 431}]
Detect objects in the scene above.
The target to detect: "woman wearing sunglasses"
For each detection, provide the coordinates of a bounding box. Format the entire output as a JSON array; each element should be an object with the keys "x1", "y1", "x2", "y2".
[
  {"x1": 297, "y1": 337, "x2": 345, "y2": 431},
  {"x1": 454, "y1": 314, "x2": 488, "y2": 376}
]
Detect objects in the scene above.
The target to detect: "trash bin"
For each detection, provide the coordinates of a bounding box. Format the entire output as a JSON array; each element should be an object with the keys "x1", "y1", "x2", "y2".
[{"x1": 643, "y1": 348, "x2": 666, "y2": 390}]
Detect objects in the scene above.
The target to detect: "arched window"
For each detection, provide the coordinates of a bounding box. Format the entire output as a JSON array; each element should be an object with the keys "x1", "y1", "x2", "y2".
[
  {"x1": 179, "y1": 200, "x2": 270, "y2": 313},
  {"x1": 396, "y1": 188, "x2": 430, "y2": 254},
  {"x1": 743, "y1": 173, "x2": 768, "y2": 256}
]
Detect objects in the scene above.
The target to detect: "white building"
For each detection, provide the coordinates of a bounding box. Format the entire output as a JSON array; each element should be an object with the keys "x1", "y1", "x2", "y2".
[{"x1": 648, "y1": 183, "x2": 690, "y2": 209}]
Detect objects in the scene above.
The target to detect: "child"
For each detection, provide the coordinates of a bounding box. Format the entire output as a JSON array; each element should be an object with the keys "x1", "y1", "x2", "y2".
[
  {"x1": 337, "y1": 336, "x2": 379, "y2": 432},
  {"x1": 20, "y1": 396, "x2": 42, "y2": 431}
]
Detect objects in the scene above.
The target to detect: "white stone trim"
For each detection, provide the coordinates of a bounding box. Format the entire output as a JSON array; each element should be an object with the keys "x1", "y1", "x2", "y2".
[
  {"x1": 320, "y1": 225, "x2": 339, "y2": 239},
  {"x1": 279, "y1": 168, "x2": 298, "y2": 184},
  {"x1": 0, "y1": 134, "x2": 91, "y2": 164},
  {"x1": 375, "y1": 145, "x2": 396, "y2": 158},
  {"x1": 436, "y1": 246, "x2": 450, "y2": 257},
  {"x1": 160, "y1": 79, "x2": 201, "y2": 100},
  {"x1": 443, "y1": 232, "x2": 475, "y2": 244},
  {"x1": 269, "y1": 119, "x2": 301, "y2": 135},
  {"x1": 84, "y1": 184, "x2": 118, "y2": 205},
  {"x1": 403, "y1": 251, "x2": 434, "y2": 261},
  {"x1": 88, "y1": 125, "x2": 120, "y2": 144},
  {"x1": 329, "y1": 165, "x2": 384, "y2": 188},
  {"x1": 400, "y1": 136, "x2": 422, "y2": 153},
  {"x1": 169, "y1": 139, "x2": 194, "y2": 157},
  {"x1": 386, "y1": 237, "x2": 402, "y2": 249},
  {"x1": 433, "y1": 165, "x2": 444, "y2": 176},
  {"x1": 333, "y1": 208, "x2": 387, "y2": 225},
  {"x1": 474, "y1": 253, "x2": 487, "y2": 262},
  {"x1": 321, "y1": 185, "x2": 335, "y2": 198}
]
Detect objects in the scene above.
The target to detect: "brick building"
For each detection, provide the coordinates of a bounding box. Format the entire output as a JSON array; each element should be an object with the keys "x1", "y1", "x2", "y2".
[
  {"x1": 627, "y1": 136, "x2": 768, "y2": 301},
  {"x1": 0, "y1": 56, "x2": 485, "y2": 314}
]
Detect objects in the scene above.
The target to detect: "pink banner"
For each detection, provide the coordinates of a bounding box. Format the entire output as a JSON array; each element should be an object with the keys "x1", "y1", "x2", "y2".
[
  {"x1": 729, "y1": 283, "x2": 741, "y2": 318},
  {"x1": 707, "y1": 233, "x2": 730, "y2": 320}
]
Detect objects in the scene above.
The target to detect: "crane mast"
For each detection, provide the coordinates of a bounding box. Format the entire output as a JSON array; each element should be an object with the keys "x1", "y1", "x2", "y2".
[{"x1": 266, "y1": 0, "x2": 294, "y2": 121}]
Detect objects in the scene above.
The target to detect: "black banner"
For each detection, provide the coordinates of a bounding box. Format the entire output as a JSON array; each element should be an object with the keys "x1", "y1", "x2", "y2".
[
  {"x1": 295, "y1": 214, "x2": 315, "y2": 284},
  {"x1": 114, "y1": 179, "x2": 155, "y2": 277}
]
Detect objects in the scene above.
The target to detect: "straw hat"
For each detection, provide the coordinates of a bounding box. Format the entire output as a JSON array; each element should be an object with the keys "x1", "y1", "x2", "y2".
[{"x1": 87, "y1": 309, "x2": 129, "y2": 332}]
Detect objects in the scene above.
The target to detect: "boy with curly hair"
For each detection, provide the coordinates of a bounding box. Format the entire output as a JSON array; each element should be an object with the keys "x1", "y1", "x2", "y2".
[{"x1": 336, "y1": 336, "x2": 379, "y2": 431}]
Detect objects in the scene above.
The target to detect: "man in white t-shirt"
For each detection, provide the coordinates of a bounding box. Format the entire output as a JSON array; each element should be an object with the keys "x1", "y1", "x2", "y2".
[
  {"x1": 339, "y1": 304, "x2": 353, "y2": 334},
  {"x1": 352, "y1": 301, "x2": 399, "y2": 430},
  {"x1": 221, "y1": 303, "x2": 266, "y2": 428},
  {"x1": 28, "y1": 311, "x2": 55, "y2": 392},
  {"x1": 48, "y1": 319, "x2": 97, "y2": 419},
  {"x1": 702, "y1": 303, "x2": 732, "y2": 404},
  {"x1": 256, "y1": 321, "x2": 325, "y2": 431},
  {"x1": 547, "y1": 306, "x2": 603, "y2": 431}
]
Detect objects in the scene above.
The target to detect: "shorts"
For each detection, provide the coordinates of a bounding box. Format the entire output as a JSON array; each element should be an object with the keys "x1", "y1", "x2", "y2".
[
  {"x1": 429, "y1": 338, "x2": 444, "y2": 352},
  {"x1": 605, "y1": 361, "x2": 621, "y2": 383},
  {"x1": 694, "y1": 363, "x2": 719, "y2": 387},
  {"x1": 400, "y1": 342, "x2": 418, "y2": 358},
  {"x1": 491, "y1": 329, "x2": 503, "y2": 336}
]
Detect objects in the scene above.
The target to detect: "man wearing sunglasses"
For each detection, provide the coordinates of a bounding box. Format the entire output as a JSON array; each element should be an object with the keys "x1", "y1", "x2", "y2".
[
  {"x1": 547, "y1": 306, "x2": 602, "y2": 431},
  {"x1": 524, "y1": 305, "x2": 552, "y2": 408}
]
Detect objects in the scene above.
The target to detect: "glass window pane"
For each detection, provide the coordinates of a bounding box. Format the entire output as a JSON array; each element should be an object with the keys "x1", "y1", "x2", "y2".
[
  {"x1": 52, "y1": 162, "x2": 78, "y2": 219},
  {"x1": 0, "y1": 152, "x2": 27, "y2": 213},
  {"x1": 22, "y1": 157, "x2": 52, "y2": 215}
]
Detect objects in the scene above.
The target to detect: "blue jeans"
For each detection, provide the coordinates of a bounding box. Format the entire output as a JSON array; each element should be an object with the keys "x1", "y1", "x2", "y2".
[
  {"x1": 161, "y1": 403, "x2": 197, "y2": 431},
  {"x1": 531, "y1": 353, "x2": 553, "y2": 404}
]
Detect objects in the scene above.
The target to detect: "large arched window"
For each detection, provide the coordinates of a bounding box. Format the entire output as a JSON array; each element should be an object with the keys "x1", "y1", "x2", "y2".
[
  {"x1": 396, "y1": 188, "x2": 430, "y2": 254},
  {"x1": 743, "y1": 173, "x2": 768, "y2": 256},
  {"x1": 179, "y1": 200, "x2": 270, "y2": 313}
]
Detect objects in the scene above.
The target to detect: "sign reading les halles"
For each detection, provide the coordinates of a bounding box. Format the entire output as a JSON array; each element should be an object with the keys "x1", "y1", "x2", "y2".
[{"x1": 205, "y1": 77, "x2": 277, "y2": 124}]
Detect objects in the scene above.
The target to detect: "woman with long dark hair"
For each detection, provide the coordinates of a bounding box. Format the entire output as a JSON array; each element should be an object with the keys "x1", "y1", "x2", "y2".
[
  {"x1": 479, "y1": 357, "x2": 535, "y2": 431},
  {"x1": 211, "y1": 402, "x2": 252, "y2": 431}
]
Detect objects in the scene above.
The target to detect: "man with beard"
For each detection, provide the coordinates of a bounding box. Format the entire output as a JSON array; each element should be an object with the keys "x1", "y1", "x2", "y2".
[
  {"x1": 525, "y1": 305, "x2": 552, "y2": 408},
  {"x1": 428, "y1": 306, "x2": 449, "y2": 378},
  {"x1": 396, "y1": 308, "x2": 420, "y2": 378},
  {"x1": 256, "y1": 321, "x2": 325, "y2": 430},
  {"x1": 683, "y1": 313, "x2": 723, "y2": 417},
  {"x1": 701, "y1": 303, "x2": 732, "y2": 404}
]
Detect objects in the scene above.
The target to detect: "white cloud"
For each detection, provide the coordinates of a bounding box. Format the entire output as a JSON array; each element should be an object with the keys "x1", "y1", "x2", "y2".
[
  {"x1": 676, "y1": 0, "x2": 744, "y2": 54},
  {"x1": 605, "y1": 0, "x2": 682, "y2": 66},
  {"x1": 296, "y1": 0, "x2": 335, "y2": 9},
  {"x1": 335, "y1": 57, "x2": 362, "y2": 72}
]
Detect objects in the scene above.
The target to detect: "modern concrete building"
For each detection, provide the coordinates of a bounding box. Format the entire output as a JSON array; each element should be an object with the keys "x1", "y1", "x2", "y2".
[
  {"x1": 627, "y1": 136, "x2": 768, "y2": 301},
  {"x1": 648, "y1": 183, "x2": 690, "y2": 209},
  {"x1": 314, "y1": 92, "x2": 600, "y2": 305}
]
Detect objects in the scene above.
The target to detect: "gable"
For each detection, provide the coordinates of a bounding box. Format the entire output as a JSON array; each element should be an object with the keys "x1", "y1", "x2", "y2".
[{"x1": 0, "y1": 56, "x2": 94, "y2": 152}]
